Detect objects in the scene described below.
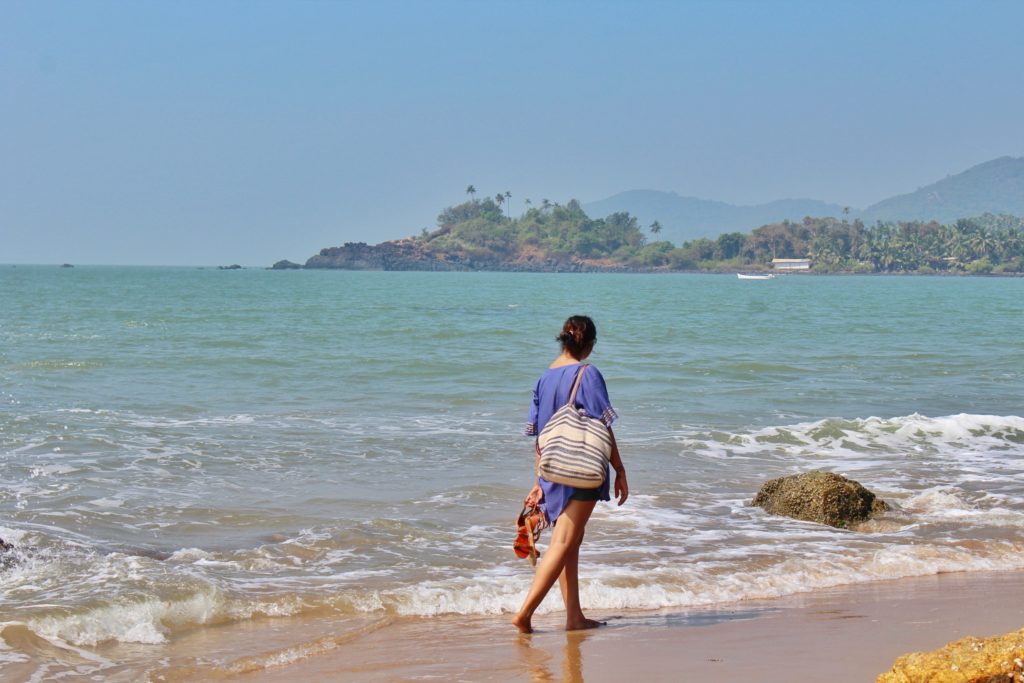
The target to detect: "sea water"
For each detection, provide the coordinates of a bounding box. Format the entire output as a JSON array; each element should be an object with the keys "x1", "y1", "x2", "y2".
[{"x1": 1, "y1": 266, "x2": 1022, "y2": 679}]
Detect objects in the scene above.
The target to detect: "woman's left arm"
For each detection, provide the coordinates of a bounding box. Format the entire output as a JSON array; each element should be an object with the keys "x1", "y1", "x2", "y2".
[
  {"x1": 608, "y1": 427, "x2": 628, "y2": 506},
  {"x1": 524, "y1": 442, "x2": 544, "y2": 506}
]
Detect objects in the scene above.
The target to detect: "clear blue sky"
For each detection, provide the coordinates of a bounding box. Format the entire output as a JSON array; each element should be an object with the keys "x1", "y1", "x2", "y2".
[{"x1": 3, "y1": 0, "x2": 1022, "y2": 265}]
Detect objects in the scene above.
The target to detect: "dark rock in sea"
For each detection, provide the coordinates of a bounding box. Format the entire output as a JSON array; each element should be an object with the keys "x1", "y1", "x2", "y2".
[
  {"x1": 0, "y1": 537, "x2": 15, "y2": 570},
  {"x1": 300, "y1": 239, "x2": 641, "y2": 272},
  {"x1": 218, "y1": 264, "x2": 243, "y2": 270},
  {"x1": 61, "y1": 263, "x2": 74, "y2": 268},
  {"x1": 305, "y1": 239, "x2": 456, "y2": 271},
  {"x1": 751, "y1": 470, "x2": 889, "y2": 529},
  {"x1": 271, "y1": 260, "x2": 303, "y2": 270}
]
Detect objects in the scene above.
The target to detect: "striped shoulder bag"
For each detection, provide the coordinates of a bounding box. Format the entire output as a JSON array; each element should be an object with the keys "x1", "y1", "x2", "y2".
[{"x1": 536, "y1": 365, "x2": 612, "y2": 489}]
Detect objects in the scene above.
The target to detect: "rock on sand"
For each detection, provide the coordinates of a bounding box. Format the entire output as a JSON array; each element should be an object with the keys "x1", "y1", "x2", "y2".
[{"x1": 877, "y1": 626, "x2": 1024, "y2": 682}]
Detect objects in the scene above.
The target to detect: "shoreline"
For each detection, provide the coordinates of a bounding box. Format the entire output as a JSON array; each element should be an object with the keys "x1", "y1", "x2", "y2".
[
  {"x1": 152, "y1": 569, "x2": 1024, "y2": 682},
  {"x1": 7, "y1": 262, "x2": 1024, "y2": 276},
  {"x1": 280, "y1": 260, "x2": 1024, "y2": 276}
]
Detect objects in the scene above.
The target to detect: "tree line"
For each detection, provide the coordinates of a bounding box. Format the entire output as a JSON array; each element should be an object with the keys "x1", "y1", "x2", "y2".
[
  {"x1": 419, "y1": 192, "x2": 1024, "y2": 274},
  {"x1": 674, "y1": 214, "x2": 1024, "y2": 274}
]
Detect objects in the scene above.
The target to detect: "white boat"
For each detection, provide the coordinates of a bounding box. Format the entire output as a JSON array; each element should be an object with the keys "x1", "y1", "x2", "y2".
[{"x1": 737, "y1": 273, "x2": 775, "y2": 280}]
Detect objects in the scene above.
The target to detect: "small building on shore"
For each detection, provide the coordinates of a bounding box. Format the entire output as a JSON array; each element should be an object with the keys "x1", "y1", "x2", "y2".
[{"x1": 772, "y1": 258, "x2": 811, "y2": 271}]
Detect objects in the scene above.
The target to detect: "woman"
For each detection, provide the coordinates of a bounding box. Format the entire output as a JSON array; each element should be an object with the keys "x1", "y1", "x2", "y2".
[{"x1": 513, "y1": 315, "x2": 628, "y2": 634}]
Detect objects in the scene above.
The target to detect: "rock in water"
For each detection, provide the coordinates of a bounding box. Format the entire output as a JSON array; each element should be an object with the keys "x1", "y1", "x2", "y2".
[
  {"x1": 751, "y1": 470, "x2": 889, "y2": 528},
  {"x1": 877, "y1": 627, "x2": 1024, "y2": 682},
  {"x1": 0, "y1": 537, "x2": 14, "y2": 570}
]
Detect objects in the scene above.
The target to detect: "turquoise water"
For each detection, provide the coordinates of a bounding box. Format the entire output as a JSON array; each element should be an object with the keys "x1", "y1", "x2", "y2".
[
  {"x1": 1, "y1": 266, "x2": 1023, "y2": 678},
  {"x1": 7, "y1": 267, "x2": 1021, "y2": 422}
]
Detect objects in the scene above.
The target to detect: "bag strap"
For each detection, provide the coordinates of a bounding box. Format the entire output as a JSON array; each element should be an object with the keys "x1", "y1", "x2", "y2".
[{"x1": 566, "y1": 364, "x2": 589, "y2": 408}]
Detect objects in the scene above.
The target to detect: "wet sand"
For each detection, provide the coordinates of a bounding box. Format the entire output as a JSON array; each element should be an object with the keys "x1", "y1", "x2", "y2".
[{"x1": 218, "y1": 569, "x2": 1024, "y2": 683}]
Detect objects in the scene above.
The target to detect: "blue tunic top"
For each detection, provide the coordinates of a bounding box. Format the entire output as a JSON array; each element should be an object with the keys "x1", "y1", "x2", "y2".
[{"x1": 525, "y1": 363, "x2": 618, "y2": 524}]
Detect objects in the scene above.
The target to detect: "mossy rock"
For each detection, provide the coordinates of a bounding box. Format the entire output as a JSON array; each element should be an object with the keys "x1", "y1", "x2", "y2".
[{"x1": 752, "y1": 470, "x2": 889, "y2": 529}]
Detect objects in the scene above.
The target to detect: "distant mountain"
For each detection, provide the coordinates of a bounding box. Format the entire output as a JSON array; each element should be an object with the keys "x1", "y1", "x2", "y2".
[
  {"x1": 585, "y1": 156, "x2": 1024, "y2": 243},
  {"x1": 860, "y1": 156, "x2": 1024, "y2": 224},
  {"x1": 583, "y1": 191, "x2": 847, "y2": 244}
]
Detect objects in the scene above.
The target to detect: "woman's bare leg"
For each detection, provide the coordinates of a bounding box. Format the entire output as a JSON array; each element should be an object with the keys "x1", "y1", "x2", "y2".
[
  {"x1": 557, "y1": 530, "x2": 603, "y2": 630},
  {"x1": 513, "y1": 499, "x2": 596, "y2": 633},
  {"x1": 558, "y1": 531, "x2": 581, "y2": 621}
]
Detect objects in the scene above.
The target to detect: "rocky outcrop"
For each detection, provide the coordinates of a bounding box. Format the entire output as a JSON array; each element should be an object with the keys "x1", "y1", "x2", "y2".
[
  {"x1": 271, "y1": 260, "x2": 303, "y2": 270},
  {"x1": 305, "y1": 240, "x2": 457, "y2": 270},
  {"x1": 298, "y1": 240, "x2": 638, "y2": 272},
  {"x1": 751, "y1": 470, "x2": 889, "y2": 528},
  {"x1": 217, "y1": 264, "x2": 243, "y2": 270},
  {"x1": 877, "y1": 627, "x2": 1024, "y2": 682}
]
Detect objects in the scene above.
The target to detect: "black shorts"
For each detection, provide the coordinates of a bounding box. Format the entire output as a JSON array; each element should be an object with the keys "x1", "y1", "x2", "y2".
[{"x1": 570, "y1": 487, "x2": 601, "y2": 502}]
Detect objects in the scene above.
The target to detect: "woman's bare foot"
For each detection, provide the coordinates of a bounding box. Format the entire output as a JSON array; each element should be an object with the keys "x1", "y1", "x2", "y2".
[
  {"x1": 565, "y1": 617, "x2": 605, "y2": 631},
  {"x1": 512, "y1": 613, "x2": 533, "y2": 634}
]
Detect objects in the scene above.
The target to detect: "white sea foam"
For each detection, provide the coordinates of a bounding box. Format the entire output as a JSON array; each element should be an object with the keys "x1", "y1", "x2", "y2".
[
  {"x1": 0, "y1": 527, "x2": 27, "y2": 545},
  {"x1": 902, "y1": 488, "x2": 977, "y2": 515},
  {"x1": 370, "y1": 540, "x2": 1024, "y2": 617},
  {"x1": 0, "y1": 622, "x2": 115, "y2": 675},
  {"x1": 3, "y1": 410, "x2": 1023, "y2": 649},
  {"x1": 168, "y1": 548, "x2": 214, "y2": 562},
  {"x1": 20, "y1": 589, "x2": 314, "y2": 647},
  {"x1": 28, "y1": 464, "x2": 78, "y2": 477},
  {"x1": 0, "y1": 634, "x2": 30, "y2": 666},
  {"x1": 26, "y1": 596, "x2": 206, "y2": 646},
  {"x1": 88, "y1": 497, "x2": 125, "y2": 509},
  {"x1": 899, "y1": 488, "x2": 1024, "y2": 527}
]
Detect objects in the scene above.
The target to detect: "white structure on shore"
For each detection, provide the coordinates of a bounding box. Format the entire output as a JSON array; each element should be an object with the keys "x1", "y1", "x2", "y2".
[{"x1": 772, "y1": 258, "x2": 811, "y2": 271}]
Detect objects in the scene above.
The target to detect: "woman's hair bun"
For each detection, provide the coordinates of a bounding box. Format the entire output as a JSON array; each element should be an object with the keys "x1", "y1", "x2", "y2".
[{"x1": 556, "y1": 315, "x2": 597, "y2": 360}]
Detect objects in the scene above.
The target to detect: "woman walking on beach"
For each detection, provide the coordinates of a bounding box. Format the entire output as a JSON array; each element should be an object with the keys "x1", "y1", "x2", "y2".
[{"x1": 513, "y1": 315, "x2": 628, "y2": 633}]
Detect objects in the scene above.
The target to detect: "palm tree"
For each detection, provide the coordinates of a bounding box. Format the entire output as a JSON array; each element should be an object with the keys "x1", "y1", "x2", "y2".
[
  {"x1": 997, "y1": 229, "x2": 1023, "y2": 261},
  {"x1": 945, "y1": 230, "x2": 970, "y2": 270},
  {"x1": 878, "y1": 240, "x2": 898, "y2": 271},
  {"x1": 466, "y1": 185, "x2": 477, "y2": 202},
  {"x1": 814, "y1": 243, "x2": 842, "y2": 270},
  {"x1": 967, "y1": 227, "x2": 996, "y2": 261},
  {"x1": 919, "y1": 231, "x2": 944, "y2": 269},
  {"x1": 504, "y1": 191, "x2": 512, "y2": 218},
  {"x1": 649, "y1": 220, "x2": 662, "y2": 236},
  {"x1": 495, "y1": 193, "x2": 505, "y2": 215}
]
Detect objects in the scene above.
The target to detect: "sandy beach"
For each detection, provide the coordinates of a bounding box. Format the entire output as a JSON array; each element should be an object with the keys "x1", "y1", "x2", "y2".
[{"x1": 143, "y1": 569, "x2": 1022, "y2": 682}]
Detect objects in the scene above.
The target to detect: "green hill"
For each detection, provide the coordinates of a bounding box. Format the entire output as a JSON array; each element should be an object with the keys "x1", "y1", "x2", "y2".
[
  {"x1": 860, "y1": 157, "x2": 1024, "y2": 224},
  {"x1": 421, "y1": 198, "x2": 650, "y2": 265},
  {"x1": 301, "y1": 198, "x2": 678, "y2": 271}
]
